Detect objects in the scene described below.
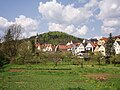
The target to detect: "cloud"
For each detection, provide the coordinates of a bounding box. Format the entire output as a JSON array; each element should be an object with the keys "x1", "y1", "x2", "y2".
[
  {"x1": 0, "y1": 17, "x2": 12, "y2": 36},
  {"x1": 38, "y1": 0, "x2": 93, "y2": 36},
  {"x1": 84, "y1": 0, "x2": 98, "y2": 10},
  {"x1": 15, "y1": 15, "x2": 38, "y2": 30},
  {"x1": 98, "y1": 0, "x2": 120, "y2": 19},
  {"x1": 101, "y1": 26, "x2": 116, "y2": 34},
  {"x1": 97, "y1": 0, "x2": 120, "y2": 34},
  {"x1": 77, "y1": 25, "x2": 88, "y2": 35},
  {"x1": 0, "y1": 17, "x2": 11, "y2": 28},
  {"x1": 15, "y1": 15, "x2": 39, "y2": 37},
  {"x1": 0, "y1": 15, "x2": 39, "y2": 38},
  {"x1": 48, "y1": 23, "x2": 88, "y2": 37},
  {"x1": 103, "y1": 18, "x2": 120, "y2": 27},
  {"x1": 38, "y1": 0, "x2": 92, "y2": 25}
]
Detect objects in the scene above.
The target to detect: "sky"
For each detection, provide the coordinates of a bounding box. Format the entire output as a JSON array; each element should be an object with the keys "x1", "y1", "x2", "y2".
[{"x1": 0, "y1": 0, "x2": 120, "y2": 39}]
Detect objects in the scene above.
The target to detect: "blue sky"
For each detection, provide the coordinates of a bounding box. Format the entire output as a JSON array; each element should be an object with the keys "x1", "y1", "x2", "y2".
[{"x1": 0, "y1": 0, "x2": 120, "y2": 39}]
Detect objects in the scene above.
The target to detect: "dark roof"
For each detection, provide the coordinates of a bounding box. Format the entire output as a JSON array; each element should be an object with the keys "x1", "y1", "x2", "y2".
[
  {"x1": 82, "y1": 43, "x2": 87, "y2": 47},
  {"x1": 88, "y1": 38, "x2": 98, "y2": 42},
  {"x1": 117, "y1": 41, "x2": 120, "y2": 45}
]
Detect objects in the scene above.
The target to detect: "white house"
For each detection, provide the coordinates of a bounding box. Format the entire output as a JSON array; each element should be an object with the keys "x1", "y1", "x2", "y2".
[
  {"x1": 94, "y1": 45, "x2": 100, "y2": 53},
  {"x1": 98, "y1": 45, "x2": 106, "y2": 56},
  {"x1": 75, "y1": 43, "x2": 85, "y2": 54},
  {"x1": 85, "y1": 42, "x2": 96, "y2": 52},
  {"x1": 115, "y1": 38, "x2": 120, "y2": 42},
  {"x1": 66, "y1": 41, "x2": 73, "y2": 46},
  {"x1": 71, "y1": 44, "x2": 77, "y2": 55},
  {"x1": 113, "y1": 41, "x2": 120, "y2": 54},
  {"x1": 43, "y1": 44, "x2": 53, "y2": 52}
]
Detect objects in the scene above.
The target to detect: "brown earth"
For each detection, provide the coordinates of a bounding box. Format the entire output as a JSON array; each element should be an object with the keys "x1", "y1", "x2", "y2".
[
  {"x1": 9, "y1": 69, "x2": 24, "y2": 72},
  {"x1": 83, "y1": 73, "x2": 120, "y2": 81}
]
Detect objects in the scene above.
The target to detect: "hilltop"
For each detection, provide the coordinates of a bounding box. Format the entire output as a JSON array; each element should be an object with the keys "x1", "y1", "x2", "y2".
[{"x1": 30, "y1": 31, "x2": 83, "y2": 45}]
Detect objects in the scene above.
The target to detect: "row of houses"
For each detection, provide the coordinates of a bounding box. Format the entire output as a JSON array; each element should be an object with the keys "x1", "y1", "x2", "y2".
[{"x1": 35, "y1": 37, "x2": 120, "y2": 56}]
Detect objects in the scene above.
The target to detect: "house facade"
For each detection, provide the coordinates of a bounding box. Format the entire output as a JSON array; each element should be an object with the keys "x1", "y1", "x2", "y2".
[
  {"x1": 114, "y1": 41, "x2": 120, "y2": 54},
  {"x1": 98, "y1": 37, "x2": 107, "y2": 45},
  {"x1": 75, "y1": 43, "x2": 85, "y2": 54},
  {"x1": 98, "y1": 45, "x2": 106, "y2": 56},
  {"x1": 43, "y1": 44, "x2": 53, "y2": 52},
  {"x1": 85, "y1": 42, "x2": 97, "y2": 52},
  {"x1": 94, "y1": 45, "x2": 99, "y2": 53}
]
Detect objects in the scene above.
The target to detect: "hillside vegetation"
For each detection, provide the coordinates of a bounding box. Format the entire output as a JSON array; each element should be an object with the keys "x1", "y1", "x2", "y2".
[{"x1": 30, "y1": 31, "x2": 83, "y2": 45}]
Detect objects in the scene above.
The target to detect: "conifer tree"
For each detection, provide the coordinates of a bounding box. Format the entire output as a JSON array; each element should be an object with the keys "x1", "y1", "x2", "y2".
[
  {"x1": 105, "y1": 33, "x2": 115, "y2": 64},
  {"x1": 105, "y1": 33, "x2": 115, "y2": 56}
]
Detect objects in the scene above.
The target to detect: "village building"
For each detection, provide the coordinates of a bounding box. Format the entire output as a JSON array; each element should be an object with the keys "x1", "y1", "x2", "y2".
[
  {"x1": 75, "y1": 43, "x2": 85, "y2": 55},
  {"x1": 85, "y1": 42, "x2": 97, "y2": 52},
  {"x1": 113, "y1": 41, "x2": 120, "y2": 54},
  {"x1": 97, "y1": 37, "x2": 107, "y2": 45},
  {"x1": 94, "y1": 45, "x2": 100, "y2": 53},
  {"x1": 98, "y1": 45, "x2": 106, "y2": 56}
]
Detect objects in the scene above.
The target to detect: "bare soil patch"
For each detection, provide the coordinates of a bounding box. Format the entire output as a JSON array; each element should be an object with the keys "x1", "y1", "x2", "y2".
[
  {"x1": 9, "y1": 69, "x2": 24, "y2": 72},
  {"x1": 83, "y1": 73, "x2": 120, "y2": 82}
]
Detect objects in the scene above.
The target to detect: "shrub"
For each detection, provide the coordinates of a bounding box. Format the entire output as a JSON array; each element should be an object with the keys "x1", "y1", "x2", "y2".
[{"x1": 0, "y1": 50, "x2": 8, "y2": 68}]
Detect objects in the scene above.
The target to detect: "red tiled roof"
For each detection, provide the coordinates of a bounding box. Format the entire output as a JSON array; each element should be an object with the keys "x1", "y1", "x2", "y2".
[
  {"x1": 58, "y1": 45, "x2": 71, "y2": 50},
  {"x1": 100, "y1": 37, "x2": 108, "y2": 41},
  {"x1": 90, "y1": 42, "x2": 98, "y2": 47}
]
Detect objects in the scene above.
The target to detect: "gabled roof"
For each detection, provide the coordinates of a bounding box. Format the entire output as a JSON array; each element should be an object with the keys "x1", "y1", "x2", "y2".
[
  {"x1": 116, "y1": 41, "x2": 120, "y2": 45},
  {"x1": 86, "y1": 42, "x2": 98, "y2": 47},
  {"x1": 90, "y1": 42, "x2": 98, "y2": 47}
]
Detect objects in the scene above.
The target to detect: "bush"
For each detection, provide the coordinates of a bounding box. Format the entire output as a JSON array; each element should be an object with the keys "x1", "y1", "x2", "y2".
[{"x1": 0, "y1": 50, "x2": 8, "y2": 67}]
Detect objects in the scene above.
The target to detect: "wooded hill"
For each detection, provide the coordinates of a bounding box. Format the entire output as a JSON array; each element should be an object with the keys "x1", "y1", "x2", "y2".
[{"x1": 30, "y1": 31, "x2": 83, "y2": 45}]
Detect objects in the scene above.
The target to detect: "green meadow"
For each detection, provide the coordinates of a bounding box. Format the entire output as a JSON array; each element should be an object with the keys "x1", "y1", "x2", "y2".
[{"x1": 0, "y1": 64, "x2": 120, "y2": 90}]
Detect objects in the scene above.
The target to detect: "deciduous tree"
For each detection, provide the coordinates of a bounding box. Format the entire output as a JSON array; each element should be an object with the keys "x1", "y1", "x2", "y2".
[{"x1": 3, "y1": 24, "x2": 22, "y2": 63}]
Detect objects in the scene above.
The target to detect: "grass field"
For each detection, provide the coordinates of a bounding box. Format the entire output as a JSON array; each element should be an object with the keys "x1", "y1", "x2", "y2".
[{"x1": 0, "y1": 64, "x2": 120, "y2": 90}]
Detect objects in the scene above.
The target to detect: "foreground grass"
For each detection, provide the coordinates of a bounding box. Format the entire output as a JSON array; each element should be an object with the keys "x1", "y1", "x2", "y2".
[{"x1": 0, "y1": 64, "x2": 120, "y2": 90}]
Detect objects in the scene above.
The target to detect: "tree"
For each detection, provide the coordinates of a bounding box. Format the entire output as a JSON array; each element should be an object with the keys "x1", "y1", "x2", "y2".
[
  {"x1": 0, "y1": 50, "x2": 8, "y2": 68},
  {"x1": 30, "y1": 40, "x2": 36, "y2": 53},
  {"x1": 93, "y1": 52, "x2": 103, "y2": 66},
  {"x1": 105, "y1": 33, "x2": 115, "y2": 64},
  {"x1": 105, "y1": 33, "x2": 115, "y2": 56},
  {"x1": 3, "y1": 24, "x2": 22, "y2": 63},
  {"x1": 17, "y1": 40, "x2": 32, "y2": 64}
]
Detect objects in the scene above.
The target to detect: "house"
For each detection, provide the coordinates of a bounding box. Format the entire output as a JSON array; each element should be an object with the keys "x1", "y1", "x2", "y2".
[
  {"x1": 75, "y1": 43, "x2": 85, "y2": 54},
  {"x1": 98, "y1": 45, "x2": 106, "y2": 56},
  {"x1": 85, "y1": 42, "x2": 97, "y2": 52},
  {"x1": 35, "y1": 43, "x2": 56, "y2": 52},
  {"x1": 113, "y1": 41, "x2": 120, "y2": 54},
  {"x1": 115, "y1": 38, "x2": 120, "y2": 42},
  {"x1": 71, "y1": 44, "x2": 77, "y2": 55},
  {"x1": 66, "y1": 41, "x2": 75, "y2": 51},
  {"x1": 98, "y1": 37, "x2": 108, "y2": 45},
  {"x1": 57, "y1": 45, "x2": 72, "y2": 52},
  {"x1": 94, "y1": 45, "x2": 100, "y2": 53},
  {"x1": 35, "y1": 43, "x2": 41, "y2": 50},
  {"x1": 43, "y1": 44, "x2": 53, "y2": 52},
  {"x1": 66, "y1": 41, "x2": 73, "y2": 46}
]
